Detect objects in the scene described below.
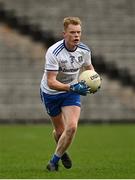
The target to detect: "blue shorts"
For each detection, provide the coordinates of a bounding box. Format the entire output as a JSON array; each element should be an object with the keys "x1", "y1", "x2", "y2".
[{"x1": 40, "y1": 89, "x2": 81, "y2": 117}]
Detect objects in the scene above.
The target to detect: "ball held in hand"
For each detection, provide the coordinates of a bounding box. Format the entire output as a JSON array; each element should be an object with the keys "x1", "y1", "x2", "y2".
[{"x1": 79, "y1": 70, "x2": 101, "y2": 93}]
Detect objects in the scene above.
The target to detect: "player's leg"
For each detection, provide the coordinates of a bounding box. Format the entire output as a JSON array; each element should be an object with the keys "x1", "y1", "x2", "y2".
[
  {"x1": 41, "y1": 91, "x2": 80, "y2": 171},
  {"x1": 47, "y1": 112, "x2": 72, "y2": 170},
  {"x1": 51, "y1": 115, "x2": 72, "y2": 169},
  {"x1": 40, "y1": 89, "x2": 65, "y2": 171},
  {"x1": 56, "y1": 106, "x2": 81, "y2": 169},
  {"x1": 47, "y1": 106, "x2": 80, "y2": 171},
  {"x1": 52, "y1": 113, "x2": 65, "y2": 143},
  {"x1": 46, "y1": 113, "x2": 65, "y2": 171},
  {"x1": 52, "y1": 92, "x2": 81, "y2": 170},
  {"x1": 55, "y1": 105, "x2": 80, "y2": 156}
]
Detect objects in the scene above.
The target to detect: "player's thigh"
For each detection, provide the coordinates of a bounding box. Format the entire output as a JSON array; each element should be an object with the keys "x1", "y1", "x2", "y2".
[
  {"x1": 50, "y1": 113, "x2": 65, "y2": 133},
  {"x1": 62, "y1": 106, "x2": 81, "y2": 128}
]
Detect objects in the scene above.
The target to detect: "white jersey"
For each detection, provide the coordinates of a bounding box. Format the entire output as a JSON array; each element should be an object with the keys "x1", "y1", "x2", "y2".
[{"x1": 40, "y1": 39, "x2": 92, "y2": 94}]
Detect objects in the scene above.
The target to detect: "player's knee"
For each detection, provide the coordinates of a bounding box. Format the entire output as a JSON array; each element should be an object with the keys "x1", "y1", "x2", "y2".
[{"x1": 66, "y1": 124, "x2": 77, "y2": 137}]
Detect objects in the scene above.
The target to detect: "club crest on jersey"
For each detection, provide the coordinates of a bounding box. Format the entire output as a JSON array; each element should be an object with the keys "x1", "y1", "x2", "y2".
[{"x1": 78, "y1": 56, "x2": 83, "y2": 63}]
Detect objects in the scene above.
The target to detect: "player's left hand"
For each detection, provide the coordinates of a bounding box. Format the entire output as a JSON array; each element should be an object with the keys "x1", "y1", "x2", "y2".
[{"x1": 70, "y1": 81, "x2": 90, "y2": 96}]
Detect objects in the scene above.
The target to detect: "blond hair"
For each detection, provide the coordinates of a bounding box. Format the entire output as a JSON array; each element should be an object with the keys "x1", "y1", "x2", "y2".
[{"x1": 63, "y1": 17, "x2": 82, "y2": 30}]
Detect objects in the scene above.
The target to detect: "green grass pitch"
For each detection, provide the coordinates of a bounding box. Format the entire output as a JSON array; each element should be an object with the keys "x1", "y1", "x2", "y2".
[{"x1": 0, "y1": 123, "x2": 135, "y2": 179}]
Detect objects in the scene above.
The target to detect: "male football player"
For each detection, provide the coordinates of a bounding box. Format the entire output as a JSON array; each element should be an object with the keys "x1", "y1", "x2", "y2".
[{"x1": 40, "y1": 17, "x2": 95, "y2": 171}]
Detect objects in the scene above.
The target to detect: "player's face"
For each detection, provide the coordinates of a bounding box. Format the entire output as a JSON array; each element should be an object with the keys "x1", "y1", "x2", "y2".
[{"x1": 63, "y1": 24, "x2": 81, "y2": 50}]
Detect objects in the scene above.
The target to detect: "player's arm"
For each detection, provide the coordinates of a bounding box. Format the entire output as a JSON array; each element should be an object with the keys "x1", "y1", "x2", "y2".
[
  {"x1": 83, "y1": 49, "x2": 95, "y2": 71},
  {"x1": 46, "y1": 71, "x2": 90, "y2": 96},
  {"x1": 47, "y1": 71, "x2": 70, "y2": 91},
  {"x1": 84, "y1": 64, "x2": 95, "y2": 71}
]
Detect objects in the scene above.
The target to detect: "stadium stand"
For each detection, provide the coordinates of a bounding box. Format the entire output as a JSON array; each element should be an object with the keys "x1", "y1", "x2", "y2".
[
  {"x1": 0, "y1": 25, "x2": 46, "y2": 122},
  {"x1": 0, "y1": 0, "x2": 135, "y2": 122}
]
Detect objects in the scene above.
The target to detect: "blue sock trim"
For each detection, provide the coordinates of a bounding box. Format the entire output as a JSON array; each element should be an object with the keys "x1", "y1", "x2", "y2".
[{"x1": 50, "y1": 154, "x2": 61, "y2": 164}]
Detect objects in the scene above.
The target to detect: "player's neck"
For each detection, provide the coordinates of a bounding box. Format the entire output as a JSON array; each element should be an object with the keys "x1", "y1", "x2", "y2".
[{"x1": 64, "y1": 40, "x2": 77, "y2": 52}]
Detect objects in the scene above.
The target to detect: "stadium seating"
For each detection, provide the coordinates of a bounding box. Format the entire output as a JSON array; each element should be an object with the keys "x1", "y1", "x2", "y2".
[
  {"x1": 0, "y1": 0, "x2": 135, "y2": 122},
  {"x1": 0, "y1": 25, "x2": 46, "y2": 122},
  {"x1": 1, "y1": 0, "x2": 135, "y2": 75}
]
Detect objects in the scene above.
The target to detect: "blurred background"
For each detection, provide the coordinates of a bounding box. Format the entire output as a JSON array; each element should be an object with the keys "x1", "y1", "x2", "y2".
[{"x1": 0, "y1": 0, "x2": 135, "y2": 123}]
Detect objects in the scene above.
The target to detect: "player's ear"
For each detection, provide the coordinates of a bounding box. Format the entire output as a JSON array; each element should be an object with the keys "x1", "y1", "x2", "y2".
[{"x1": 63, "y1": 31, "x2": 66, "y2": 38}]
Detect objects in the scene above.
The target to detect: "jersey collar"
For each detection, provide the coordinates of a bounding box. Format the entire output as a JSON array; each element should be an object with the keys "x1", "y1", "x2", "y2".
[{"x1": 63, "y1": 40, "x2": 77, "y2": 52}]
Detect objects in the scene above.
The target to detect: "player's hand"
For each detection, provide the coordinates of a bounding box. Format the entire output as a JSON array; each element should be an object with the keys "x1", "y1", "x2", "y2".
[{"x1": 70, "y1": 81, "x2": 90, "y2": 96}]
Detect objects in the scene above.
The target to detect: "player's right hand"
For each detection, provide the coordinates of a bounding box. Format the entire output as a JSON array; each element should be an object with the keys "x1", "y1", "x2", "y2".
[{"x1": 70, "y1": 81, "x2": 90, "y2": 96}]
